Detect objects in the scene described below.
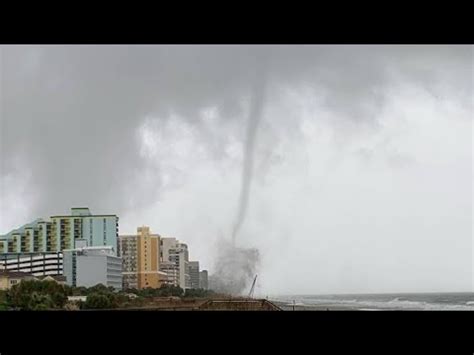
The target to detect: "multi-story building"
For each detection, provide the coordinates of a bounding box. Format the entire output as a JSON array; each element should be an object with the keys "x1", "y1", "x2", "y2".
[
  {"x1": 159, "y1": 261, "x2": 180, "y2": 287},
  {"x1": 0, "y1": 219, "x2": 49, "y2": 254},
  {"x1": 63, "y1": 246, "x2": 122, "y2": 290},
  {"x1": 0, "y1": 252, "x2": 63, "y2": 277},
  {"x1": 160, "y1": 238, "x2": 193, "y2": 290},
  {"x1": 159, "y1": 237, "x2": 179, "y2": 287},
  {"x1": 199, "y1": 270, "x2": 209, "y2": 290},
  {"x1": 0, "y1": 208, "x2": 119, "y2": 255},
  {"x1": 119, "y1": 226, "x2": 166, "y2": 290},
  {"x1": 119, "y1": 235, "x2": 139, "y2": 289},
  {"x1": 168, "y1": 243, "x2": 190, "y2": 290},
  {"x1": 160, "y1": 237, "x2": 177, "y2": 265},
  {"x1": 188, "y1": 261, "x2": 200, "y2": 289}
]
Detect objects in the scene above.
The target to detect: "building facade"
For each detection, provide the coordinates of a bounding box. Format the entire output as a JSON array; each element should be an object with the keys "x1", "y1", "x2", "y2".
[
  {"x1": 199, "y1": 270, "x2": 209, "y2": 290},
  {"x1": 0, "y1": 208, "x2": 119, "y2": 255},
  {"x1": 188, "y1": 261, "x2": 200, "y2": 289},
  {"x1": 63, "y1": 246, "x2": 122, "y2": 290},
  {"x1": 119, "y1": 235, "x2": 138, "y2": 289},
  {"x1": 0, "y1": 252, "x2": 63, "y2": 277},
  {"x1": 0, "y1": 271, "x2": 36, "y2": 290},
  {"x1": 160, "y1": 237, "x2": 177, "y2": 265},
  {"x1": 159, "y1": 261, "x2": 180, "y2": 287},
  {"x1": 119, "y1": 226, "x2": 166, "y2": 290},
  {"x1": 168, "y1": 243, "x2": 190, "y2": 290}
]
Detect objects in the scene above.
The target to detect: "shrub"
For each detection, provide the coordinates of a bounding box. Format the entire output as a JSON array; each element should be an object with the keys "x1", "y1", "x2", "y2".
[
  {"x1": 7, "y1": 280, "x2": 69, "y2": 310},
  {"x1": 184, "y1": 288, "x2": 216, "y2": 298},
  {"x1": 83, "y1": 293, "x2": 115, "y2": 309}
]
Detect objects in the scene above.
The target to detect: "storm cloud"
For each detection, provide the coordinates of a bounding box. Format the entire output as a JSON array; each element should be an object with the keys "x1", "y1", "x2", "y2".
[{"x1": 1, "y1": 45, "x2": 472, "y2": 294}]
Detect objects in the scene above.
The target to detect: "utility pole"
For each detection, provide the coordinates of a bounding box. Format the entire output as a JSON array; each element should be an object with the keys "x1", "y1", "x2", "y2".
[{"x1": 248, "y1": 275, "x2": 257, "y2": 298}]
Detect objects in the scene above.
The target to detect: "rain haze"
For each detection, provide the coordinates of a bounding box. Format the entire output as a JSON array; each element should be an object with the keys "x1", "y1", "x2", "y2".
[{"x1": 0, "y1": 45, "x2": 472, "y2": 296}]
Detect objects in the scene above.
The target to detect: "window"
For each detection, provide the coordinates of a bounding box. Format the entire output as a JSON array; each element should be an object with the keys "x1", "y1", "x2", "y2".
[
  {"x1": 89, "y1": 220, "x2": 93, "y2": 246},
  {"x1": 103, "y1": 219, "x2": 107, "y2": 245}
]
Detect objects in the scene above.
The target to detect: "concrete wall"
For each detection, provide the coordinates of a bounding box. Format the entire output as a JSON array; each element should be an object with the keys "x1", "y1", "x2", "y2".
[
  {"x1": 63, "y1": 251, "x2": 74, "y2": 286},
  {"x1": 77, "y1": 255, "x2": 107, "y2": 288},
  {"x1": 0, "y1": 276, "x2": 8, "y2": 290}
]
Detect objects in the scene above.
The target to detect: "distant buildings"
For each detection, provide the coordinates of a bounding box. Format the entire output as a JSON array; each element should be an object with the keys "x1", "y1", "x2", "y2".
[
  {"x1": 0, "y1": 270, "x2": 36, "y2": 290},
  {"x1": 0, "y1": 252, "x2": 63, "y2": 277},
  {"x1": 159, "y1": 237, "x2": 180, "y2": 287},
  {"x1": 119, "y1": 231, "x2": 205, "y2": 291},
  {"x1": 167, "y1": 241, "x2": 191, "y2": 290},
  {"x1": 189, "y1": 261, "x2": 200, "y2": 289},
  {"x1": 119, "y1": 234, "x2": 139, "y2": 289},
  {"x1": 119, "y1": 226, "x2": 166, "y2": 290},
  {"x1": 199, "y1": 270, "x2": 209, "y2": 290},
  {"x1": 2, "y1": 209, "x2": 209, "y2": 293},
  {"x1": 0, "y1": 270, "x2": 68, "y2": 290},
  {"x1": 159, "y1": 261, "x2": 180, "y2": 286},
  {"x1": 63, "y1": 246, "x2": 122, "y2": 290},
  {"x1": 0, "y1": 208, "x2": 119, "y2": 254}
]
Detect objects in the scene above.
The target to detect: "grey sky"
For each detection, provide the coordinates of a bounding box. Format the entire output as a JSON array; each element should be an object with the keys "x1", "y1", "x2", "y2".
[{"x1": 0, "y1": 45, "x2": 472, "y2": 294}]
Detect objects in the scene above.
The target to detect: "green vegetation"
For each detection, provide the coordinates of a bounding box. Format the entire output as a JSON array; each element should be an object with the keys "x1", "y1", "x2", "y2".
[
  {"x1": 1, "y1": 281, "x2": 218, "y2": 310},
  {"x1": 184, "y1": 288, "x2": 216, "y2": 298},
  {"x1": 83, "y1": 293, "x2": 116, "y2": 309},
  {"x1": 6, "y1": 280, "x2": 70, "y2": 310},
  {"x1": 0, "y1": 290, "x2": 8, "y2": 310},
  {"x1": 125, "y1": 284, "x2": 185, "y2": 298}
]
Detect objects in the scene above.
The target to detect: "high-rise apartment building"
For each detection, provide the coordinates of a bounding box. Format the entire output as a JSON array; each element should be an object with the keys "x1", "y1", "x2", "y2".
[
  {"x1": 199, "y1": 270, "x2": 209, "y2": 290},
  {"x1": 168, "y1": 242, "x2": 190, "y2": 290},
  {"x1": 0, "y1": 208, "x2": 119, "y2": 255},
  {"x1": 159, "y1": 237, "x2": 192, "y2": 289},
  {"x1": 159, "y1": 261, "x2": 180, "y2": 286},
  {"x1": 119, "y1": 235, "x2": 139, "y2": 289},
  {"x1": 120, "y1": 233, "x2": 197, "y2": 291},
  {"x1": 160, "y1": 237, "x2": 177, "y2": 264},
  {"x1": 188, "y1": 261, "x2": 200, "y2": 289},
  {"x1": 119, "y1": 226, "x2": 166, "y2": 290}
]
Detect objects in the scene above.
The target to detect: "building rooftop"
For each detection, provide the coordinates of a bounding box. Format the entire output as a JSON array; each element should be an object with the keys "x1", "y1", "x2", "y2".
[
  {"x1": 64, "y1": 245, "x2": 117, "y2": 256},
  {"x1": 0, "y1": 270, "x2": 36, "y2": 278},
  {"x1": 39, "y1": 275, "x2": 67, "y2": 282}
]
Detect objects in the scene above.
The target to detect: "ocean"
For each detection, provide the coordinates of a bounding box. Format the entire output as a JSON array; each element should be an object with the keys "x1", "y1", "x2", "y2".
[{"x1": 271, "y1": 293, "x2": 474, "y2": 310}]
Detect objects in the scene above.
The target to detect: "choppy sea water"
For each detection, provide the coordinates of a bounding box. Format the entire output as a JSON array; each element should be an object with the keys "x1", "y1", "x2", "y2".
[{"x1": 271, "y1": 293, "x2": 474, "y2": 310}]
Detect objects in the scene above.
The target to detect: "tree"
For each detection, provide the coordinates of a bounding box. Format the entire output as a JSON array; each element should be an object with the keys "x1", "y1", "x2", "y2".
[
  {"x1": 156, "y1": 284, "x2": 184, "y2": 297},
  {"x1": 72, "y1": 286, "x2": 88, "y2": 296},
  {"x1": 0, "y1": 290, "x2": 9, "y2": 310},
  {"x1": 27, "y1": 292, "x2": 54, "y2": 310},
  {"x1": 83, "y1": 292, "x2": 115, "y2": 309},
  {"x1": 7, "y1": 280, "x2": 69, "y2": 310},
  {"x1": 87, "y1": 283, "x2": 109, "y2": 294}
]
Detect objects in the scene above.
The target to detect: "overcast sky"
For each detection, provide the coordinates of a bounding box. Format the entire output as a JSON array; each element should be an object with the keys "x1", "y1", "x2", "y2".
[{"x1": 0, "y1": 45, "x2": 472, "y2": 295}]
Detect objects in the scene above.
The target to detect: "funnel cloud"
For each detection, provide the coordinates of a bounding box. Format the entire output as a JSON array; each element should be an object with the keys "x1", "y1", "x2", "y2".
[{"x1": 1, "y1": 45, "x2": 472, "y2": 295}]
